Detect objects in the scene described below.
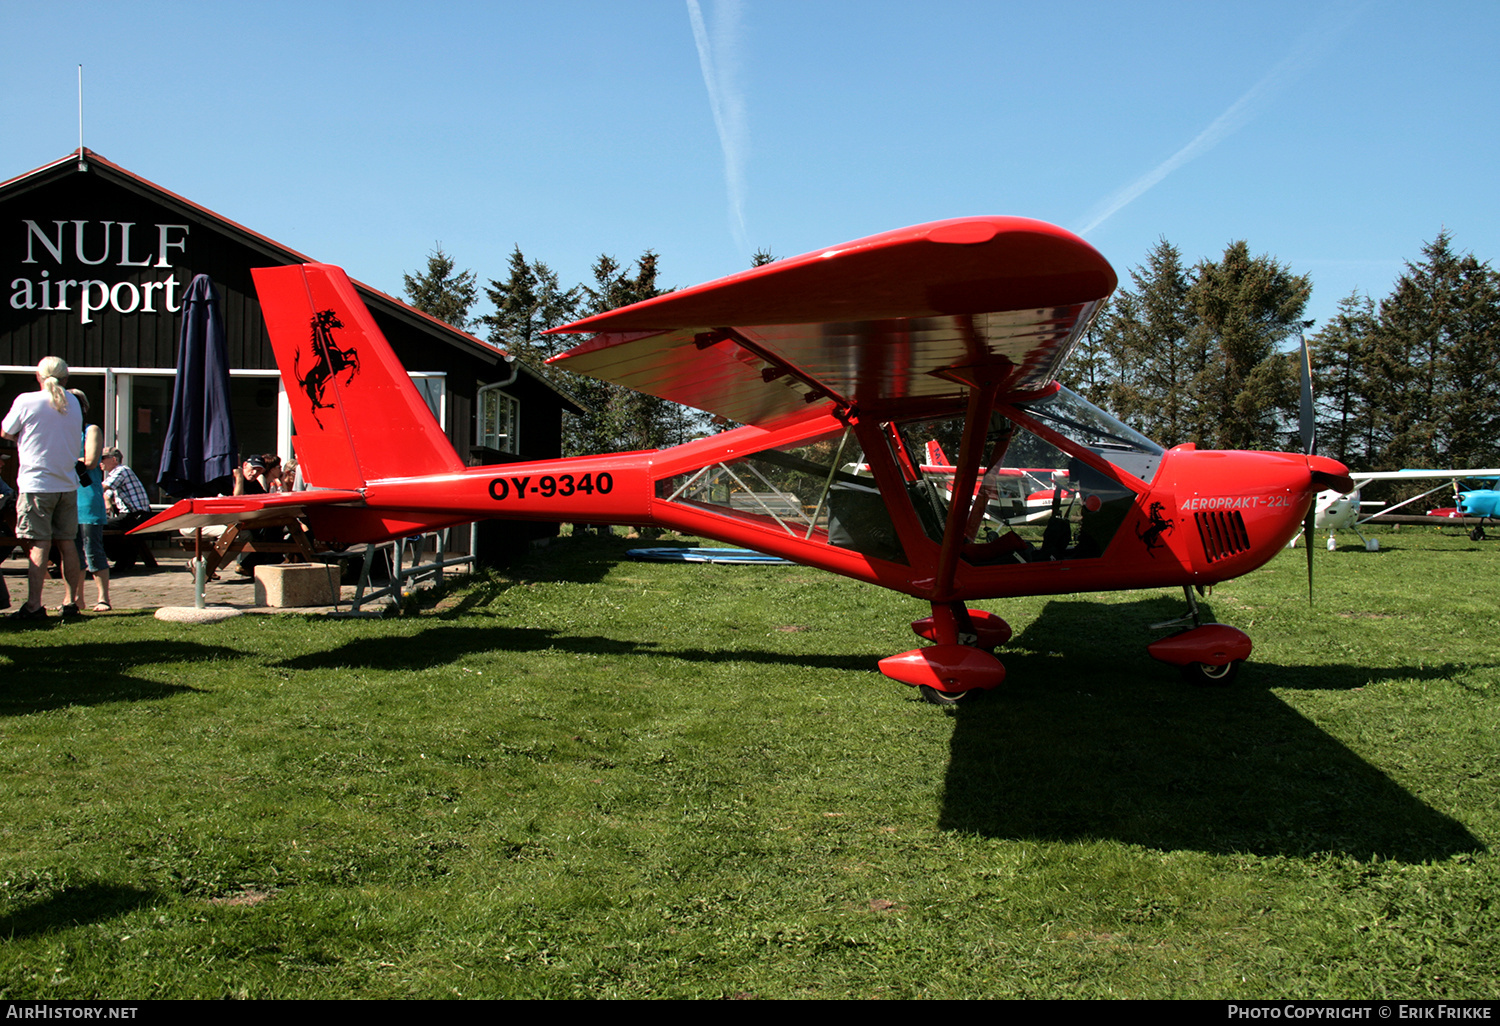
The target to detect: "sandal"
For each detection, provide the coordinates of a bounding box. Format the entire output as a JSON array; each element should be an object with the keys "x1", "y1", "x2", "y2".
[{"x1": 92, "y1": 602, "x2": 111, "y2": 612}]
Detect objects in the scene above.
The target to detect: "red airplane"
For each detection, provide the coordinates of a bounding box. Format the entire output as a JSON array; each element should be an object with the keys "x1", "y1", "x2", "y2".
[
  {"x1": 136, "y1": 217, "x2": 1352, "y2": 702},
  {"x1": 921, "y1": 439, "x2": 1068, "y2": 524}
]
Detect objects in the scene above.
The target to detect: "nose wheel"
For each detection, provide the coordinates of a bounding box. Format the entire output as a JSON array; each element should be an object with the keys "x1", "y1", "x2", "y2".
[
  {"x1": 918, "y1": 684, "x2": 986, "y2": 705},
  {"x1": 1179, "y1": 659, "x2": 1242, "y2": 686},
  {"x1": 1148, "y1": 587, "x2": 1252, "y2": 685}
]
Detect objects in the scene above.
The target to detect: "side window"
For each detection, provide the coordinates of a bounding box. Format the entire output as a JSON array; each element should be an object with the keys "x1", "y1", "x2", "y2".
[{"x1": 654, "y1": 425, "x2": 908, "y2": 564}]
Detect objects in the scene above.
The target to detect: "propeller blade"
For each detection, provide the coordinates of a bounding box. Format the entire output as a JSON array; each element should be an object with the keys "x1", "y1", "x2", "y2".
[
  {"x1": 1299, "y1": 331, "x2": 1319, "y2": 604},
  {"x1": 1298, "y1": 332, "x2": 1316, "y2": 456},
  {"x1": 1304, "y1": 505, "x2": 1315, "y2": 603}
]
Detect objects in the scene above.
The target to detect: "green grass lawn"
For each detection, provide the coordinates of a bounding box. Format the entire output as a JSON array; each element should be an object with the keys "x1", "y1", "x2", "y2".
[{"x1": 0, "y1": 527, "x2": 1496, "y2": 998}]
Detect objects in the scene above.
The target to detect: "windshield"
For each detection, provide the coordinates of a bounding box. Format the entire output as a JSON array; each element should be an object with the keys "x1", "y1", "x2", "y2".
[{"x1": 1014, "y1": 386, "x2": 1164, "y2": 483}]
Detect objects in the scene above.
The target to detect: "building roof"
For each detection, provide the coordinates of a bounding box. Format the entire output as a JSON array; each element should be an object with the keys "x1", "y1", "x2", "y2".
[{"x1": 2, "y1": 149, "x2": 579, "y2": 410}]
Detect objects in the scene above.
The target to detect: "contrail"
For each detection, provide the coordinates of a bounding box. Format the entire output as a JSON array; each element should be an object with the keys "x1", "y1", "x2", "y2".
[
  {"x1": 1076, "y1": 3, "x2": 1363, "y2": 237},
  {"x1": 687, "y1": 0, "x2": 750, "y2": 254}
]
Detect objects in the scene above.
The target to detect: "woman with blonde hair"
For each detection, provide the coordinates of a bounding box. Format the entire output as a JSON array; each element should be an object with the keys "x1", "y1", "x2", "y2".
[{"x1": 2, "y1": 357, "x2": 84, "y2": 619}]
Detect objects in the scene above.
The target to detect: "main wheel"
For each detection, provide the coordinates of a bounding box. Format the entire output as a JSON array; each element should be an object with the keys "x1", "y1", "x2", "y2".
[
  {"x1": 918, "y1": 684, "x2": 984, "y2": 706},
  {"x1": 1470, "y1": 526, "x2": 1486, "y2": 541},
  {"x1": 1182, "y1": 660, "x2": 1241, "y2": 686}
]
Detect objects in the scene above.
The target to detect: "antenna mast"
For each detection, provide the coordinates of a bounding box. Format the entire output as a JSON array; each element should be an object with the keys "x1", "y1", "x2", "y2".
[{"x1": 77, "y1": 65, "x2": 87, "y2": 170}]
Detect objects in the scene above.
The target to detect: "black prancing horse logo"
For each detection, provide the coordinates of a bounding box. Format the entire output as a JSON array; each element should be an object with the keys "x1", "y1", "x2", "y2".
[
  {"x1": 295, "y1": 309, "x2": 360, "y2": 427},
  {"x1": 1138, "y1": 499, "x2": 1175, "y2": 555}
]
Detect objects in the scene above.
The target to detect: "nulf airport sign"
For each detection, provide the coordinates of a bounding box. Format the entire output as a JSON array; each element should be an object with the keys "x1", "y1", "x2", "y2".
[{"x1": 10, "y1": 219, "x2": 189, "y2": 323}]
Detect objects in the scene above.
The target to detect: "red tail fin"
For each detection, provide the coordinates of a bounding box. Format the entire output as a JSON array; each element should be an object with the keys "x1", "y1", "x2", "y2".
[
  {"x1": 926, "y1": 440, "x2": 951, "y2": 467},
  {"x1": 252, "y1": 264, "x2": 463, "y2": 487}
]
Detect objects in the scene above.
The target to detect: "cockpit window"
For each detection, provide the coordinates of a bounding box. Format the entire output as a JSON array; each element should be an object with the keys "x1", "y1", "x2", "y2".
[{"x1": 887, "y1": 387, "x2": 1162, "y2": 566}]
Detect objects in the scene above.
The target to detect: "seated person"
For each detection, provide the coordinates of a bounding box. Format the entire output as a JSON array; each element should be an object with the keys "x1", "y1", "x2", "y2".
[
  {"x1": 100, "y1": 448, "x2": 153, "y2": 570},
  {"x1": 235, "y1": 455, "x2": 267, "y2": 496},
  {"x1": 101, "y1": 448, "x2": 151, "y2": 529},
  {"x1": 233, "y1": 456, "x2": 280, "y2": 575},
  {"x1": 260, "y1": 454, "x2": 284, "y2": 493}
]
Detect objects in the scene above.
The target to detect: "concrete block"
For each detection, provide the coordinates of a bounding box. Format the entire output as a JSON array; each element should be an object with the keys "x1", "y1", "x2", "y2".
[{"x1": 254, "y1": 563, "x2": 338, "y2": 607}]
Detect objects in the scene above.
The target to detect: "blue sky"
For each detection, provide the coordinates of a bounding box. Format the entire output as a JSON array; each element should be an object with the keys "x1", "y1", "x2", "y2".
[{"x1": 4, "y1": 0, "x2": 1497, "y2": 334}]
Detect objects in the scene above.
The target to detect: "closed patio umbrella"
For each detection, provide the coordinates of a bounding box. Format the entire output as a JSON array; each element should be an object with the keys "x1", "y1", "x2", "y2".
[{"x1": 158, "y1": 274, "x2": 237, "y2": 498}]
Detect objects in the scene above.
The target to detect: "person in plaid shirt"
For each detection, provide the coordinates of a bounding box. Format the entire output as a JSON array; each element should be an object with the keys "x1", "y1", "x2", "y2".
[{"x1": 101, "y1": 448, "x2": 150, "y2": 519}]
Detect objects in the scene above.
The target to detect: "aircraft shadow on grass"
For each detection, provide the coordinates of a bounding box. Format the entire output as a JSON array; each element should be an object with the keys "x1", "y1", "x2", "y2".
[
  {"x1": 284, "y1": 550, "x2": 1481, "y2": 863},
  {"x1": 0, "y1": 881, "x2": 160, "y2": 938},
  {"x1": 377, "y1": 535, "x2": 682, "y2": 622},
  {"x1": 277, "y1": 623, "x2": 882, "y2": 675},
  {"x1": 937, "y1": 596, "x2": 1485, "y2": 862},
  {"x1": 0, "y1": 638, "x2": 220, "y2": 716}
]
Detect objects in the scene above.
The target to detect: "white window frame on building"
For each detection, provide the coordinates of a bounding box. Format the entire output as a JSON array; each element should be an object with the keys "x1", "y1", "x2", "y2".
[
  {"x1": 476, "y1": 381, "x2": 519, "y2": 455},
  {"x1": 4, "y1": 363, "x2": 446, "y2": 473}
]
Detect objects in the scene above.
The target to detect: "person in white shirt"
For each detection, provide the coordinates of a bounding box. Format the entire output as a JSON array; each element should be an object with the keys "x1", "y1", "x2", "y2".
[{"x1": 2, "y1": 357, "x2": 84, "y2": 620}]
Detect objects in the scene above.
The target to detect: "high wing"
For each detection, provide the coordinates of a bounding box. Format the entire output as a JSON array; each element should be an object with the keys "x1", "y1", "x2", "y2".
[
  {"x1": 1335, "y1": 468, "x2": 1500, "y2": 525},
  {"x1": 546, "y1": 217, "x2": 1116, "y2": 425},
  {"x1": 1350, "y1": 468, "x2": 1500, "y2": 484}
]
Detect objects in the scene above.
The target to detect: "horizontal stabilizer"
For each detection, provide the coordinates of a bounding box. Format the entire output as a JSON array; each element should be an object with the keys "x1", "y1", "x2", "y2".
[
  {"x1": 132, "y1": 489, "x2": 365, "y2": 534},
  {"x1": 134, "y1": 488, "x2": 474, "y2": 547}
]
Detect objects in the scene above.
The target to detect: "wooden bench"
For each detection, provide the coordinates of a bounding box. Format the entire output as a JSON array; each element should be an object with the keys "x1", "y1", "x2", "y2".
[{"x1": 175, "y1": 514, "x2": 322, "y2": 577}]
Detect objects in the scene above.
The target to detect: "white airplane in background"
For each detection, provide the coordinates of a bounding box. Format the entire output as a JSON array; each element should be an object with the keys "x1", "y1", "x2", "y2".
[{"x1": 1295, "y1": 468, "x2": 1500, "y2": 550}]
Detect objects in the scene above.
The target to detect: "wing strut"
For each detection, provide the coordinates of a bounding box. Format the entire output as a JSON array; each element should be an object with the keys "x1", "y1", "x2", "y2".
[{"x1": 931, "y1": 381, "x2": 999, "y2": 601}]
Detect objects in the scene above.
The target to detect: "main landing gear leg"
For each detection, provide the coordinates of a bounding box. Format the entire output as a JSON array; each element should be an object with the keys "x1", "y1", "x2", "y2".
[
  {"x1": 879, "y1": 601, "x2": 1011, "y2": 705},
  {"x1": 1146, "y1": 586, "x2": 1252, "y2": 686}
]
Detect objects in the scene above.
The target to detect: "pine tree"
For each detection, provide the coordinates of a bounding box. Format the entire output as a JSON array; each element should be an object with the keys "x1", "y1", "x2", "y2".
[
  {"x1": 1119, "y1": 239, "x2": 1197, "y2": 444},
  {"x1": 1187, "y1": 241, "x2": 1310, "y2": 451},
  {"x1": 1309, "y1": 292, "x2": 1379, "y2": 466},
  {"x1": 1439, "y1": 258, "x2": 1500, "y2": 468},
  {"x1": 402, "y1": 244, "x2": 478, "y2": 332},
  {"x1": 1064, "y1": 239, "x2": 1197, "y2": 445},
  {"x1": 482, "y1": 246, "x2": 581, "y2": 363},
  {"x1": 1059, "y1": 296, "x2": 1112, "y2": 408},
  {"x1": 1372, "y1": 232, "x2": 1500, "y2": 469},
  {"x1": 1065, "y1": 238, "x2": 1309, "y2": 451},
  {"x1": 563, "y1": 251, "x2": 703, "y2": 456}
]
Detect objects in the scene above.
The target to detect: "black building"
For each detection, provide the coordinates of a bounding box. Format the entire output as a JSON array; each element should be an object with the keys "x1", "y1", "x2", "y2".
[{"x1": 2, "y1": 149, "x2": 580, "y2": 554}]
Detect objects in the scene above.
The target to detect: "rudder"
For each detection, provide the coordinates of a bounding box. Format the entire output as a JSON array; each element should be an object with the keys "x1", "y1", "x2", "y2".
[{"x1": 253, "y1": 264, "x2": 464, "y2": 488}]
